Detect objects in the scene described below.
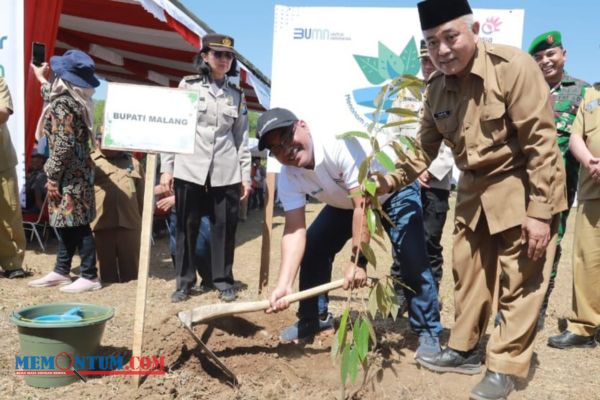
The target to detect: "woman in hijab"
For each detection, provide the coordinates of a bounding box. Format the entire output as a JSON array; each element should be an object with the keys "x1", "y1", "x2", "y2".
[{"x1": 29, "y1": 49, "x2": 101, "y2": 293}]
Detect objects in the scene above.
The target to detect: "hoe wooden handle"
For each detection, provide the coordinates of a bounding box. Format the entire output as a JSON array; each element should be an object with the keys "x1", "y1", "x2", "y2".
[{"x1": 178, "y1": 278, "x2": 345, "y2": 326}]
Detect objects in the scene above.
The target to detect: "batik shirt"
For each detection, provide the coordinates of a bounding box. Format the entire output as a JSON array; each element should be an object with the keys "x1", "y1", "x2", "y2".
[{"x1": 41, "y1": 83, "x2": 96, "y2": 227}]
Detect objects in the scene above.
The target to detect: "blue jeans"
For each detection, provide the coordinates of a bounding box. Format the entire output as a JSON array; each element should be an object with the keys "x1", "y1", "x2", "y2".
[
  {"x1": 168, "y1": 211, "x2": 212, "y2": 281},
  {"x1": 298, "y1": 181, "x2": 442, "y2": 335}
]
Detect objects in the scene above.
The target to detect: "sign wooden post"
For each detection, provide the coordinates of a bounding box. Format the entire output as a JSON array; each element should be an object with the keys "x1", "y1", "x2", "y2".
[
  {"x1": 258, "y1": 172, "x2": 276, "y2": 294},
  {"x1": 101, "y1": 82, "x2": 199, "y2": 387},
  {"x1": 131, "y1": 153, "x2": 156, "y2": 387}
]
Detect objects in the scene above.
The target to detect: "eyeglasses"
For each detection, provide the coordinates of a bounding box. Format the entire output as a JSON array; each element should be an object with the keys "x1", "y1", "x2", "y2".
[
  {"x1": 210, "y1": 50, "x2": 235, "y2": 60},
  {"x1": 266, "y1": 124, "x2": 295, "y2": 157}
]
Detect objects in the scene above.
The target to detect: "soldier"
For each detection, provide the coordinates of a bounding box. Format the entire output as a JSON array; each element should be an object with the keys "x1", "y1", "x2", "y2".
[
  {"x1": 376, "y1": 1, "x2": 567, "y2": 398},
  {"x1": 528, "y1": 31, "x2": 590, "y2": 329},
  {"x1": 160, "y1": 33, "x2": 251, "y2": 303},
  {"x1": 547, "y1": 83, "x2": 600, "y2": 349},
  {"x1": 0, "y1": 77, "x2": 26, "y2": 279},
  {"x1": 91, "y1": 141, "x2": 144, "y2": 283}
]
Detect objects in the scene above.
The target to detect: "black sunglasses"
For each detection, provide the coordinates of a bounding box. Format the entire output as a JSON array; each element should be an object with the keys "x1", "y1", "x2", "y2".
[{"x1": 210, "y1": 50, "x2": 235, "y2": 60}]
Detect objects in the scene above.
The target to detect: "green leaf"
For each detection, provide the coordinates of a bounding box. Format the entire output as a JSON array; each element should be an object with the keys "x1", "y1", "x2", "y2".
[
  {"x1": 398, "y1": 135, "x2": 417, "y2": 153},
  {"x1": 341, "y1": 346, "x2": 351, "y2": 385},
  {"x1": 375, "y1": 151, "x2": 396, "y2": 172},
  {"x1": 373, "y1": 85, "x2": 388, "y2": 109},
  {"x1": 373, "y1": 209, "x2": 385, "y2": 237},
  {"x1": 337, "y1": 130, "x2": 370, "y2": 140},
  {"x1": 331, "y1": 332, "x2": 340, "y2": 362},
  {"x1": 358, "y1": 157, "x2": 370, "y2": 184},
  {"x1": 366, "y1": 208, "x2": 377, "y2": 235},
  {"x1": 363, "y1": 317, "x2": 377, "y2": 347},
  {"x1": 353, "y1": 55, "x2": 385, "y2": 85},
  {"x1": 349, "y1": 346, "x2": 360, "y2": 384},
  {"x1": 347, "y1": 190, "x2": 364, "y2": 198},
  {"x1": 390, "y1": 141, "x2": 407, "y2": 161},
  {"x1": 356, "y1": 318, "x2": 370, "y2": 361},
  {"x1": 386, "y1": 107, "x2": 418, "y2": 118},
  {"x1": 382, "y1": 119, "x2": 419, "y2": 128},
  {"x1": 376, "y1": 283, "x2": 388, "y2": 317},
  {"x1": 370, "y1": 234, "x2": 387, "y2": 252},
  {"x1": 364, "y1": 179, "x2": 376, "y2": 197},
  {"x1": 337, "y1": 307, "x2": 350, "y2": 353},
  {"x1": 360, "y1": 242, "x2": 377, "y2": 268},
  {"x1": 368, "y1": 287, "x2": 379, "y2": 318},
  {"x1": 407, "y1": 85, "x2": 423, "y2": 101}
]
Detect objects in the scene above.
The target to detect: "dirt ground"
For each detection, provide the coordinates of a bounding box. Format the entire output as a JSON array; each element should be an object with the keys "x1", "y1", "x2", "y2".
[{"x1": 1, "y1": 194, "x2": 599, "y2": 399}]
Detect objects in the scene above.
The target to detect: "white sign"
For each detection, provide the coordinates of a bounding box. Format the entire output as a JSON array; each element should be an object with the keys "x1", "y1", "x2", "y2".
[
  {"x1": 269, "y1": 6, "x2": 524, "y2": 174},
  {"x1": 102, "y1": 82, "x2": 198, "y2": 153},
  {"x1": 0, "y1": 1, "x2": 25, "y2": 192}
]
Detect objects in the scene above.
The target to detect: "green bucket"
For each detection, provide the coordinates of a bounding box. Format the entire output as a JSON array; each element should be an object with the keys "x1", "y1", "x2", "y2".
[{"x1": 11, "y1": 302, "x2": 114, "y2": 388}]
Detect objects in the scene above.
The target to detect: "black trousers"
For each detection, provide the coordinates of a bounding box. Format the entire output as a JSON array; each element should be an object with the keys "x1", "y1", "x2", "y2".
[
  {"x1": 53, "y1": 225, "x2": 98, "y2": 279},
  {"x1": 174, "y1": 178, "x2": 240, "y2": 292}
]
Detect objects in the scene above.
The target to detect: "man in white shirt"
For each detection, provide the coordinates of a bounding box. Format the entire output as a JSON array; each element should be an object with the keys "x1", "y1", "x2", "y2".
[{"x1": 259, "y1": 108, "x2": 442, "y2": 357}]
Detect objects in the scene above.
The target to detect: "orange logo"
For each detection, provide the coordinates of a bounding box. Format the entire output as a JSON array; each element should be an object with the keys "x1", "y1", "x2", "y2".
[
  {"x1": 546, "y1": 35, "x2": 554, "y2": 44},
  {"x1": 222, "y1": 37, "x2": 232, "y2": 47}
]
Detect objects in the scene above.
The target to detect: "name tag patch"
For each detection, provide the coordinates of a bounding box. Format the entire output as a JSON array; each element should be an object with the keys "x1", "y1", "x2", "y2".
[{"x1": 434, "y1": 110, "x2": 451, "y2": 119}]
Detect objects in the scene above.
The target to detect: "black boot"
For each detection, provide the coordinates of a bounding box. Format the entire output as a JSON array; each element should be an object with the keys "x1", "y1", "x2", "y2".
[
  {"x1": 470, "y1": 370, "x2": 514, "y2": 400},
  {"x1": 548, "y1": 330, "x2": 596, "y2": 349},
  {"x1": 416, "y1": 346, "x2": 482, "y2": 375}
]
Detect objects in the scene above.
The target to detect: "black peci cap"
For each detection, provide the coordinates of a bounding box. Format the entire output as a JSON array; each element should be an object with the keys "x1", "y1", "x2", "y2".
[{"x1": 418, "y1": 0, "x2": 473, "y2": 31}]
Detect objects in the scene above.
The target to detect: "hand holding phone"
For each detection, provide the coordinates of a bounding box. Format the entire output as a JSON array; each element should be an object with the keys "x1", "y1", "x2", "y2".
[{"x1": 32, "y1": 42, "x2": 46, "y2": 67}]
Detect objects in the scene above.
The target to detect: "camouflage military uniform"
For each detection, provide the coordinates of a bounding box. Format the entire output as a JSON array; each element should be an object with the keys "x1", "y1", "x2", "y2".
[{"x1": 551, "y1": 74, "x2": 590, "y2": 243}]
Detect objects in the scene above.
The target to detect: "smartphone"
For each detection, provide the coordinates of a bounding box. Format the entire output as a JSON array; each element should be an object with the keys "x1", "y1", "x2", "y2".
[{"x1": 32, "y1": 42, "x2": 46, "y2": 66}]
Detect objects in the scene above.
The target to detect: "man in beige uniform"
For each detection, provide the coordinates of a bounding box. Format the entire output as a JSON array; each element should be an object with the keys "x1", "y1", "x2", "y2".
[
  {"x1": 548, "y1": 83, "x2": 600, "y2": 349},
  {"x1": 91, "y1": 146, "x2": 144, "y2": 282},
  {"x1": 0, "y1": 77, "x2": 26, "y2": 279},
  {"x1": 377, "y1": 1, "x2": 567, "y2": 399}
]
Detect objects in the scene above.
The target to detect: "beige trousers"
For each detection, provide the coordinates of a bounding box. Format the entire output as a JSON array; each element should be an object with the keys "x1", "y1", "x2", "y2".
[
  {"x1": 568, "y1": 199, "x2": 600, "y2": 336},
  {"x1": 93, "y1": 227, "x2": 140, "y2": 283},
  {"x1": 0, "y1": 168, "x2": 25, "y2": 270},
  {"x1": 449, "y1": 214, "x2": 557, "y2": 378}
]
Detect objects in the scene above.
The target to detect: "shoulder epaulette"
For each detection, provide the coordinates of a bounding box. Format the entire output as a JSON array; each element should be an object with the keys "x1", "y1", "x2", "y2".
[{"x1": 182, "y1": 74, "x2": 202, "y2": 82}]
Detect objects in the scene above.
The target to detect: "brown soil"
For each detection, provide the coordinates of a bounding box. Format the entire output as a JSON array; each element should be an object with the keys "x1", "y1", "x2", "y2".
[{"x1": 1, "y1": 195, "x2": 599, "y2": 399}]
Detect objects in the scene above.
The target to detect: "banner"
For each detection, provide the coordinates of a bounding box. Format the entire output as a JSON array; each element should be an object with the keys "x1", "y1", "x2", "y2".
[
  {"x1": 102, "y1": 83, "x2": 198, "y2": 153},
  {"x1": 270, "y1": 6, "x2": 525, "y2": 173},
  {"x1": 0, "y1": 1, "x2": 25, "y2": 193}
]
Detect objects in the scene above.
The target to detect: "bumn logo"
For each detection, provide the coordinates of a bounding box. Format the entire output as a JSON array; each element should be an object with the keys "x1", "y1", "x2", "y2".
[{"x1": 346, "y1": 38, "x2": 421, "y2": 127}]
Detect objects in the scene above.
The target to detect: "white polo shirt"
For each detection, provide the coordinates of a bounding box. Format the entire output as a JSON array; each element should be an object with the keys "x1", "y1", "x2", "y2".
[{"x1": 278, "y1": 133, "x2": 391, "y2": 212}]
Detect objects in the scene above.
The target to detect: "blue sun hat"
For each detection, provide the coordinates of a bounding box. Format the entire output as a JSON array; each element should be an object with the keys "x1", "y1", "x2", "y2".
[{"x1": 50, "y1": 49, "x2": 100, "y2": 88}]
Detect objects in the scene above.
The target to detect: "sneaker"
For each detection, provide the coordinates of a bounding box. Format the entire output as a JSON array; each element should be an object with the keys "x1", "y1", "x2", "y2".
[
  {"x1": 280, "y1": 313, "x2": 335, "y2": 342},
  {"x1": 29, "y1": 271, "x2": 72, "y2": 287},
  {"x1": 219, "y1": 288, "x2": 237, "y2": 302},
  {"x1": 171, "y1": 290, "x2": 190, "y2": 303},
  {"x1": 5, "y1": 268, "x2": 26, "y2": 279},
  {"x1": 416, "y1": 334, "x2": 441, "y2": 358},
  {"x1": 59, "y1": 277, "x2": 102, "y2": 293}
]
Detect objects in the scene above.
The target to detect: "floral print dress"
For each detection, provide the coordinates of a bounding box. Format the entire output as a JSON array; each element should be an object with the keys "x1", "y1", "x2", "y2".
[{"x1": 42, "y1": 83, "x2": 95, "y2": 227}]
